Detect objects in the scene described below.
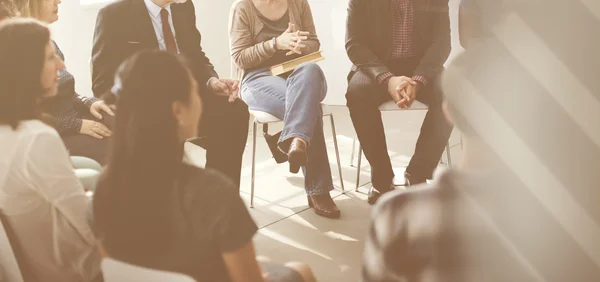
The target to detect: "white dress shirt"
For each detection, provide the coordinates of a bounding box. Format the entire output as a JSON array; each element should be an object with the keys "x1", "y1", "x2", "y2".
[
  {"x1": 0, "y1": 120, "x2": 100, "y2": 281},
  {"x1": 143, "y1": 0, "x2": 181, "y2": 54}
]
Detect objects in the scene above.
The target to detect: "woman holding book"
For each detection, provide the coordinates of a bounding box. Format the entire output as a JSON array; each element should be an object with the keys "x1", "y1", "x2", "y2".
[{"x1": 229, "y1": 0, "x2": 340, "y2": 219}]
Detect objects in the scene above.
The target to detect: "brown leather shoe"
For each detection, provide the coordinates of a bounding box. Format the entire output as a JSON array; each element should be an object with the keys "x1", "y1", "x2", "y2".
[
  {"x1": 288, "y1": 138, "x2": 308, "y2": 174},
  {"x1": 307, "y1": 194, "x2": 341, "y2": 219}
]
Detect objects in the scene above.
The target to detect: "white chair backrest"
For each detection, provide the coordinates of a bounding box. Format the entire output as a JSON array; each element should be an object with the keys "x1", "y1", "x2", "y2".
[
  {"x1": 0, "y1": 218, "x2": 24, "y2": 282},
  {"x1": 101, "y1": 258, "x2": 197, "y2": 282}
]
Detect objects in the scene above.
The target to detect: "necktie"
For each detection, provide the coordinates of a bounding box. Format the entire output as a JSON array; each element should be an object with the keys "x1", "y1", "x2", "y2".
[{"x1": 160, "y1": 8, "x2": 178, "y2": 54}]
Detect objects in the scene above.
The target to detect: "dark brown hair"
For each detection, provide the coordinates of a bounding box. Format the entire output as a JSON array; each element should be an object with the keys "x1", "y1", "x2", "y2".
[
  {"x1": 93, "y1": 50, "x2": 198, "y2": 257},
  {"x1": 0, "y1": 17, "x2": 50, "y2": 129}
]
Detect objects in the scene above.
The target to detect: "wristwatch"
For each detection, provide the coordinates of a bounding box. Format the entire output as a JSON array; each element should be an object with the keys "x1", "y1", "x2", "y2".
[{"x1": 272, "y1": 37, "x2": 278, "y2": 51}]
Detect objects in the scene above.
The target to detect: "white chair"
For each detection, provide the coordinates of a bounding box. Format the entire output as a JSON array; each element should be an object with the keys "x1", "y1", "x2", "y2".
[
  {"x1": 249, "y1": 107, "x2": 345, "y2": 208},
  {"x1": 0, "y1": 213, "x2": 24, "y2": 282},
  {"x1": 101, "y1": 258, "x2": 196, "y2": 282},
  {"x1": 71, "y1": 156, "x2": 102, "y2": 193},
  {"x1": 351, "y1": 100, "x2": 453, "y2": 191}
]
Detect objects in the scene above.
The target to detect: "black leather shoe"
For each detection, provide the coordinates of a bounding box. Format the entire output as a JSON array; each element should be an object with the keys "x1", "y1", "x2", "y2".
[
  {"x1": 264, "y1": 131, "x2": 288, "y2": 164},
  {"x1": 367, "y1": 188, "x2": 381, "y2": 205},
  {"x1": 404, "y1": 172, "x2": 427, "y2": 187},
  {"x1": 367, "y1": 184, "x2": 394, "y2": 205}
]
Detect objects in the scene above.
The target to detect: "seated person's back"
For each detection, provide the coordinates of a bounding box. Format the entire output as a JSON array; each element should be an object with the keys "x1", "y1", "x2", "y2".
[
  {"x1": 364, "y1": 168, "x2": 600, "y2": 281},
  {"x1": 92, "y1": 164, "x2": 256, "y2": 281},
  {"x1": 0, "y1": 18, "x2": 101, "y2": 282},
  {"x1": 91, "y1": 50, "x2": 313, "y2": 282},
  {"x1": 0, "y1": 120, "x2": 101, "y2": 282}
]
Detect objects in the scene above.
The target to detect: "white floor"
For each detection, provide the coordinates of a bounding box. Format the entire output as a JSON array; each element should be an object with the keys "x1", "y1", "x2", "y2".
[{"x1": 184, "y1": 106, "x2": 464, "y2": 281}]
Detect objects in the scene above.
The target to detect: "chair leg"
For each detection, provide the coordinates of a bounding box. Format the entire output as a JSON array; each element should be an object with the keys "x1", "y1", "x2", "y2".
[
  {"x1": 327, "y1": 114, "x2": 345, "y2": 192},
  {"x1": 350, "y1": 137, "x2": 357, "y2": 167},
  {"x1": 446, "y1": 142, "x2": 452, "y2": 167},
  {"x1": 251, "y1": 121, "x2": 257, "y2": 208},
  {"x1": 355, "y1": 145, "x2": 362, "y2": 192}
]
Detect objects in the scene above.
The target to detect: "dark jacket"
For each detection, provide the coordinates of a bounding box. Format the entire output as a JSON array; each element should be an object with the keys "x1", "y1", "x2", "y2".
[
  {"x1": 91, "y1": 0, "x2": 218, "y2": 98},
  {"x1": 345, "y1": 0, "x2": 451, "y2": 81}
]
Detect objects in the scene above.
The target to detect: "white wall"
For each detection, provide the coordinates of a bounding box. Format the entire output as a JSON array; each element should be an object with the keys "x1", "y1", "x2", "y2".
[{"x1": 51, "y1": 0, "x2": 461, "y2": 105}]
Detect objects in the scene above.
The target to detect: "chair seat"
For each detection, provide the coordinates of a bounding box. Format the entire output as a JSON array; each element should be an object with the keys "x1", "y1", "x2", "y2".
[
  {"x1": 102, "y1": 258, "x2": 197, "y2": 282},
  {"x1": 379, "y1": 100, "x2": 428, "y2": 111},
  {"x1": 249, "y1": 110, "x2": 282, "y2": 123},
  {"x1": 75, "y1": 168, "x2": 101, "y2": 192}
]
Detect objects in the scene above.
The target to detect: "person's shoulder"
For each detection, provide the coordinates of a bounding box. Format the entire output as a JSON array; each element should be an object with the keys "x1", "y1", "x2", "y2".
[
  {"x1": 180, "y1": 164, "x2": 238, "y2": 197},
  {"x1": 231, "y1": 0, "x2": 252, "y2": 15},
  {"x1": 98, "y1": 0, "x2": 129, "y2": 17},
  {"x1": 0, "y1": 120, "x2": 58, "y2": 155},
  {"x1": 290, "y1": 0, "x2": 309, "y2": 9},
  {"x1": 17, "y1": 120, "x2": 59, "y2": 140},
  {"x1": 373, "y1": 170, "x2": 455, "y2": 219}
]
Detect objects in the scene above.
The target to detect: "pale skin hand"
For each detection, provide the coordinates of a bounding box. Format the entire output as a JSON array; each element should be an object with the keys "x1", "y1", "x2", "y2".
[
  {"x1": 89, "y1": 100, "x2": 115, "y2": 119},
  {"x1": 402, "y1": 82, "x2": 420, "y2": 108},
  {"x1": 387, "y1": 76, "x2": 417, "y2": 109},
  {"x1": 209, "y1": 78, "x2": 240, "y2": 103},
  {"x1": 80, "y1": 119, "x2": 112, "y2": 139},
  {"x1": 276, "y1": 23, "x2": 309, "y2": 56}
]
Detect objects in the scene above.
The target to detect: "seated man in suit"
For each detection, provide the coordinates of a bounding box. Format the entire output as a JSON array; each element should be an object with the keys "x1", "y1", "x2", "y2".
[
  {"x1": 362, "y1": 0, "x2": 600, "y2": 280},
  {"x1": 92, "y1": 0, "x2": 249, "y2": 188},
  {"x1": 345, "y1": 0, "x2": 454, "y2": 204}
]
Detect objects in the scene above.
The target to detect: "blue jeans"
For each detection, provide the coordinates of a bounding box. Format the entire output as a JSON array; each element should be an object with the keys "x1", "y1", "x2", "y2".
[{"x1": 242, "y1": 62, "x2": 334, "y2": 196}]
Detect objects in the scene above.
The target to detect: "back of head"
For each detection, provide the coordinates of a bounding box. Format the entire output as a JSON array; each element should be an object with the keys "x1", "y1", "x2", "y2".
[
  {"x1": 0, "y1": 17, "x2": 50, "y2": 128},
  {"x1": 93, "y1": 50, "x2": 196, "y2": 258},
  {"x1": 444, "y1": 0, "x2": 600, "y2": 278}
]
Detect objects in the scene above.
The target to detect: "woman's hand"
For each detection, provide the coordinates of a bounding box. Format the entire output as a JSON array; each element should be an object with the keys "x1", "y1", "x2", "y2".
[
  {"x1": 90, "y1": 100, "x2": 115, "y2": 120},
  {"x1": 80, "y1": 119, "x2": 112, "y2": 139},
  {"x1": 276, "y1": 23, "x2": 309, "y2": 55}
]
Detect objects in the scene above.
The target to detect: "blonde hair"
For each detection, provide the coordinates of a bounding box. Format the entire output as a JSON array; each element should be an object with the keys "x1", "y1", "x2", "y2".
[
  {"x1": 13, "y1": 0, "x2": 43, "y2": 20},
  {"x1": 0, "y1": 0, "x2": 19, "y2": 19}
]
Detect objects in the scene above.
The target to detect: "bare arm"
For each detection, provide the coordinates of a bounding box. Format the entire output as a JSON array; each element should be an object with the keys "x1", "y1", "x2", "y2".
[{"x1": 222, "y1": 240, "x2": 266, "y2": 282}]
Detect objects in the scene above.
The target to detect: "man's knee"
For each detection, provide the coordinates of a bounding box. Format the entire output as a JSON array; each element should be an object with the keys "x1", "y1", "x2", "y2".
[
  {"x1": 346, "y1": 76, "x2": 381, "y2": 109},
  {"x1": 221, "y1": 99, "x2": 249, "y2": 128}
]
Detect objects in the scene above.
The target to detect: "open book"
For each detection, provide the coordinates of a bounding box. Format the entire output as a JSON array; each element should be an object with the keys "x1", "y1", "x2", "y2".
[{"x1": 269, "y1": 51, "x2": 325, "y2": 76}]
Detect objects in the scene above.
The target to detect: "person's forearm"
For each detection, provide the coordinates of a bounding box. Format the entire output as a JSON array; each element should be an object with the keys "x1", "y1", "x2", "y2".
[
  {"x1": 231, "y1": 39, "x2": 277, "y2": 70},
  {"x1": 58, "y1": 117, "x2": 83, "y2": 135},
  {"x1": 345, "y1": 0, "x2": 390, "y2": 80},
  {"x1": 73, "y1": 93, "x2": 99, "y2": 113},
  {"x1": 46, "y1": 104, "x2": 83, "y2": 135},
  {"x1": 413, "y1": 2, "x2": 451, "y2": 81},
  {"x1": 92, "y1": 8, "x2": 119, "y2": 98}
]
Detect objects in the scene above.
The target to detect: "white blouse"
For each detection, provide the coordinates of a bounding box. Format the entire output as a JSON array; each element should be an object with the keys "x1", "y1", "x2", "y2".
[{"x1": 0, "y1": 120, "x2": 100, "y2": 281}]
